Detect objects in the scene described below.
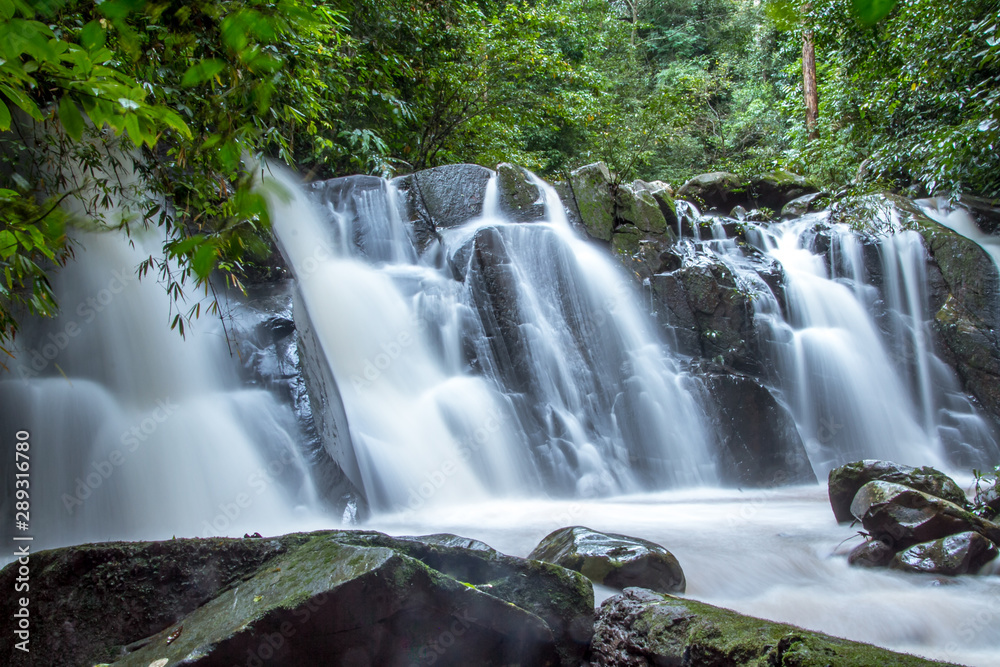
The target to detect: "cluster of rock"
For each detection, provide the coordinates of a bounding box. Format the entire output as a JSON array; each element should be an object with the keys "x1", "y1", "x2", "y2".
[
  {"x1": 830, "y1": 459, "x2": 1000, "y2": 575},
  {"x1": 0, "y1": 527, "x2": 956, "y2": 666}
]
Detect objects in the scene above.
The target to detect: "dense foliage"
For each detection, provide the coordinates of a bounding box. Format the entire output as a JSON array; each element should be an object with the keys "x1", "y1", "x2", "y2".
[{"x1": 1, "y1": 0, "x2": 997, "y2": 349}]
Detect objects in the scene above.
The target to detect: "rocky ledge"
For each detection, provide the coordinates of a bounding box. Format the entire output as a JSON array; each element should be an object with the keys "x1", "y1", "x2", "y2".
[{"x1": 0, "y1": 528, "x2": 964, "y2": 666}]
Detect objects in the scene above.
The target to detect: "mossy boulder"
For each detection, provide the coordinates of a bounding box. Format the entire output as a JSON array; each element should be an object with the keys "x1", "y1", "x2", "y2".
[
  {"x1": 850, "y1": 481, "x2": 1000, "y2": 550},
  {"x1": 616, "y1": 185, "x2": 668, "y2": 235},
  {"x1": 828, "y1": 459, "x2": 968, "y2": 523},
  {"x1": 497, "y1": 162, "x2": 545, "y2": 222},
  {"x1": 590, "y1": 587, "x2": 956, "y2": 666},
  {"x1": 677, "y1": 171, "x2": 748, "y2": 212},
  {"x1": 529, "y1": 526, "x2": 685, "y2": 594},
  {"x1": 890, "y1": 531, "x2": 998, "y2": 575},
  {"x1": 569, "y1": 162, "x2": 616, "y2": 241},
  {"x1": 0, "y1": 530, "x2": 594, "y2": 667}
]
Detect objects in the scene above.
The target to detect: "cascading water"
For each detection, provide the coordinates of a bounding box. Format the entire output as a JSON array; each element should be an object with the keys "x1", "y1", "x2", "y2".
[
  {"x1": 681, "y1": 206, "x2": 997, "y2": 476},
  {"x1": 268, "y1": 167, "x2": 718, "y2": 511},
  {"x1": 0, "y1": 230, "x2": 322, "y2": 553}
]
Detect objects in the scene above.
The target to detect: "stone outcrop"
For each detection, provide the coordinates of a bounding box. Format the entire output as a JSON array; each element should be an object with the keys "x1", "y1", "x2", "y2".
[
  {"x1": 0, "y1": 531, "x2": 594, "y2": 667},
  {"x1": 706, "y1": 374, "x2": 817, "y2": 487},
  {"x1": 529, "y1": 526, "x2": 685, "y2": 594},
  {"x1": 590, "y1": 588, "x2": 955, "y2": 666},
  {"x1": 677, "y1": 171, "x2": 818, "y2": 214},
  {"x1": 890, "y1": 531, "x2": 999, "y2": 575},
  {"x1": 497, "y1": 162, "x2": 546, "y2": 222},
  {"x1": 828, "y1": 459, "x2": 968, "y2": 523},
  {"x1": 850, "y1": 480, "x2": 1000, "y2": 551}
]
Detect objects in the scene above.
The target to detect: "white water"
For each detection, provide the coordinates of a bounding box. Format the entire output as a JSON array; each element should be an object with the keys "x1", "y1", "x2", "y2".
[
  {"x1": 367, "y1": 486, "x2": 1000, "y2": 667},
  {"x1": 0, "y1": 231, "x2": 323, "y2": 552},
  {"x1": 3, "y1": 166, "x2": 1000, "y2": 666},
  {"x1": 271, "y1": 168, "x2": 717, "y2": 509}
]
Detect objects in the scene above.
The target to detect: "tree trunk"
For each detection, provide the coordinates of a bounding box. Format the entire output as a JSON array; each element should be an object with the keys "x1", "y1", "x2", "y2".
[{"x1": 801, "y1": 25, "x2": 819, "y2": 140}]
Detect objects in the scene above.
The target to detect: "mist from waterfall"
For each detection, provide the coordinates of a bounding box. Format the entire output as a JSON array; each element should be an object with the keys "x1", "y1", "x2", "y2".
[{"x1": 0, "y1": 230, "x2": 321, "y2": 552}]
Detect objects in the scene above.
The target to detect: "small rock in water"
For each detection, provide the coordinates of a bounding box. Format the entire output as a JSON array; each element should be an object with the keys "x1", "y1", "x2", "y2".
[
  {"x1": 848, "y1": 539, "x2": 895, "y2": 568},
  {"x1": 828, "y1": 459, "x2": 968, "y2": 523},
  {"x1": 890, "y1": 531, "x2": 999, "y2": 575},
  {"x1": 529, "y1": 526, "x2": 685, "y2": 594}
]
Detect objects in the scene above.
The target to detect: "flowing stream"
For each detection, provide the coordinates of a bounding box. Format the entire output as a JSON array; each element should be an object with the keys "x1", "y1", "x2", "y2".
[{"x1": 2, "y1": 167, "x2": 999, "y2": 665}]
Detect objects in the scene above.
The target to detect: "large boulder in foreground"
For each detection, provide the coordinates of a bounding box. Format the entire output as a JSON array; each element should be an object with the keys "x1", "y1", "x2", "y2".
[
  {"x1": 828, "y1": 459, "x2": 968, "y2": 523},
  {"x1": 529, "y1": 526, "x2": 685, "y2": 594},
  {"x1": 0, "y1": 530, "x2": 593, "y2": 667},
  {"x1": 590, "y1": 587, "x2": 955, "y2": 666},
  {"x1": 850, "y1": 481, "x2": 1000, "y2": 551},
  {"x1": 890, "y1": 531, "x2": 998, "y2": 575}
]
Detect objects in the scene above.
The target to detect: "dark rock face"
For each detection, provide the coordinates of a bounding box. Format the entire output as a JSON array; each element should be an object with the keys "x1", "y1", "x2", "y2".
[
  {"x1": 497, "y1": 162, "x2": 546, "y2": 222},
  {"x1": 890, "y1": 531, "x2": 999, "y2": 575},
  {"x1": 529, "y1": 526, "x2": 685, "y2": 594},
  {"x1": 392, "y1": 164, "x2": 494, "y2": 251},
  {"x1": 227, "y1": 282, "x2": 366, "y2": 520},
  {"x1": 957, "y1": 193, "x2": 1000, "y2": 235},
  {"x1": 848, "y1": 539, "x2": 896, "y2": 568},
  {"x1": 828, "y1": 460, "x2": 968, "y2": 524},
  {"x1": 0, "y1": 531, "x2": 593, "y2": 667},
  {"x1": 850, "y1": 481, "x2": 1000, "y2": 551},
  {"x1": 590, "y1": 587, "x2": 951, "y2": 667},
  {"x1": 649, "y1": 258, "x2": 757, "y2": 371},
  {"x1": 706, "y1": 374, "x2": 816, "y2": 487},
  {"x1": 677, "y1": 171, "x2": 817, "y2": 214}
]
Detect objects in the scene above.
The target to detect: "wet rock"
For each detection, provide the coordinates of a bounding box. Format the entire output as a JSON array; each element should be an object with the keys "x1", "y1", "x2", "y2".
[
  {"x1": 590, "y1": 587, "x2": 952, "y2": 667},
  {"x1": 677, "y1": 171, "x2": 817, "y2": 214},
  {"x1": 569, "y1": 162, "x2": 616, "y2": 241},
  {"x1": 497, "y1": 162, "x2": 545, "y2": 222},
  {"x1": 228, "y1": 283, "x2": 365, "y2": 519},
  {"x1": 0, "y1": 530, "x2": 593, "y2": 667},
  {"x1": 850, "y1": 481, "x2": 1000, "y2": 551},
  {"x1": 828, "y1": 459, "x2": 968, "y2": 523},
  {"x1": 616, "y1": 185, "x2": 668, "y2": 236},
  {"x1": 529, "y1": 526, "x2": 685, "y2": 594},
  {"x1": 648, "y1": 258, "x2": 758, "y2": 371},
  {"x1": 781, "y1": 191, "x2": 826, "y2": 218},
  {"x1": 934, "y1": 295, "x2": 1000, "y2": 426},
  {"x1": 392, "y1": 164, "x2": 493, "y2": 236},
  {"x1": 677, "y1": 171, "x2": 747, "y2": 212},
  {"x1": 706, "y1": 374, "x2": 817, "y2": 487},
  {"x1": 890, "y1": 531, "x2": 999, "y2": 575},
  {"x1": 553, "y1": 180, "x2": 582, "y2": 227},
  {"x1": 957, "y1": 193, "x2": 1000, "y2": 235},
  {"x1": 848, "y1": 539, "x2": 896, "y2": 568}
]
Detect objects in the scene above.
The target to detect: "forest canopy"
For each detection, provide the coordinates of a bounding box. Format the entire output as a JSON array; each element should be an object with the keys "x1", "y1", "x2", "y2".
[{"x1": 1, "y1": 0, "x2": 998, "y2": 350}]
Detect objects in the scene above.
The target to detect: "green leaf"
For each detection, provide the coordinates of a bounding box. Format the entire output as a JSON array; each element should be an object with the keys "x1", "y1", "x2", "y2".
[
  {"x1": 0, "y1": 84, "x2": 43, "y2": 121},
  {"x1": 192, "y1": 241, "x2": 218, "y2": 279},
  {"x1": 851, "y1": 0, "x2": 898, "y2": 26},
  {"x1": 0, "y1": 99, "x2": 9, "y2": 131},
  {"x1": 181, "y1": 59, "x2": 226, "y2": 87},
  {"x1": 58, "y1": 96, "x2": 85, "y2": 141},
  {"x1": 79, "y1": 20, "x2": 106, "y2": 51},
  {"x1": 0, "y1": 231, "x2": 16, "y2": 259}
]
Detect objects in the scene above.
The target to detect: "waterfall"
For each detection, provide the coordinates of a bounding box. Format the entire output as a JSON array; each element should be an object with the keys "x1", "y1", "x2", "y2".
[
  {"x1": 696, "y1": 210, "x2": 997, "y2": 476},
  {"x1": 268, "y1": 167, "x2": 718, "y2": 511},
  {"x1": 0, "y1": 230, "x2": 321, "y2": 551}
]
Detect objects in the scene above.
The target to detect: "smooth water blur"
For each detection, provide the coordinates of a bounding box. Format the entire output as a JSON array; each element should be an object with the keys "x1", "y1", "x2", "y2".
[
  {"x1": 271, "y1": 168, "x2": 718, "y2": 510},
  {"x1": 367, "y1": 486, "x2": 1000, "y2": 667},
  {"x1": 0, "y1": 230, "x2": 323, "y2": 554}
]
